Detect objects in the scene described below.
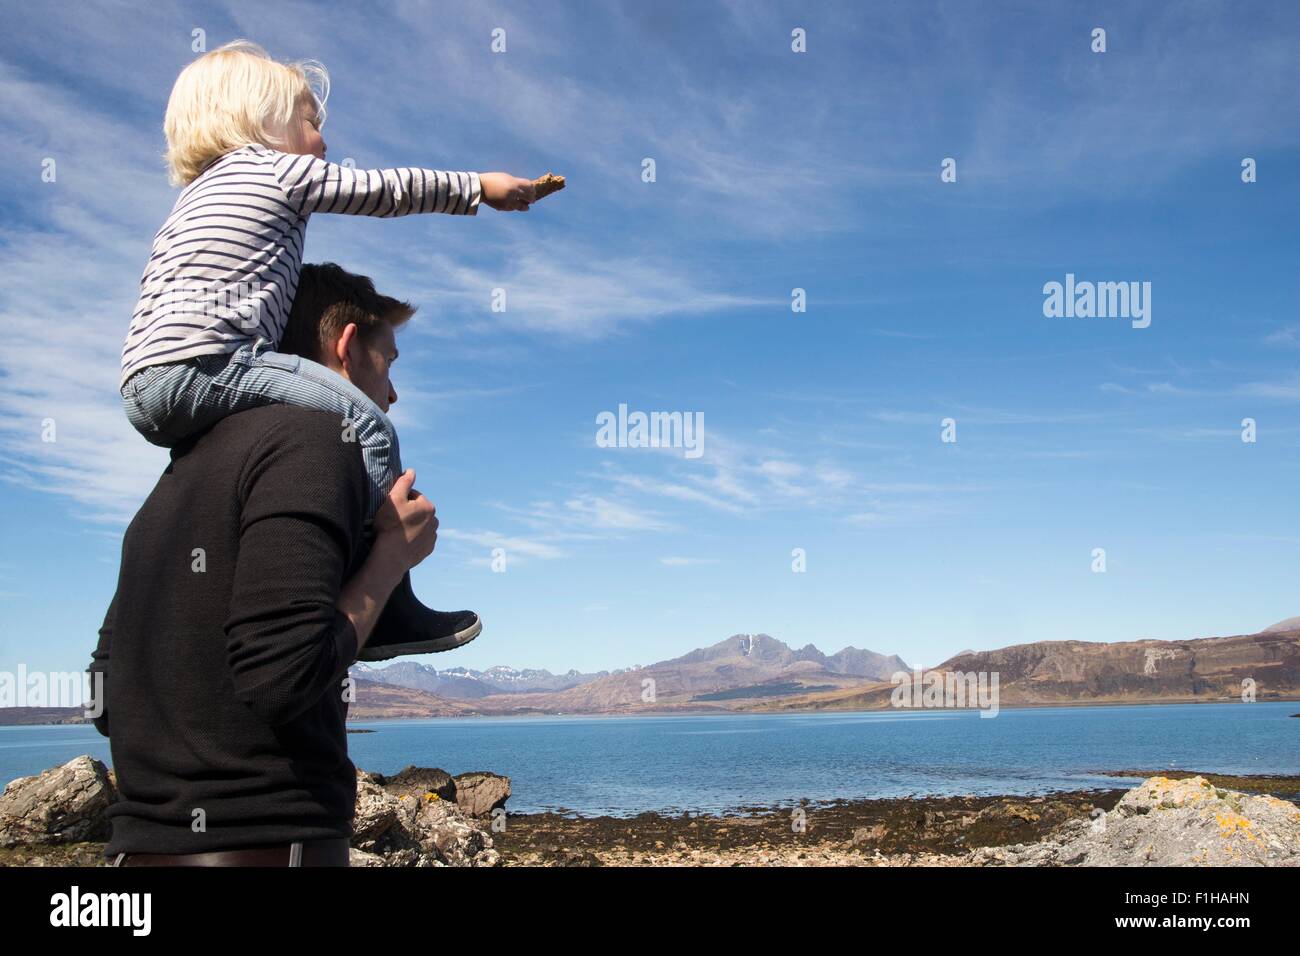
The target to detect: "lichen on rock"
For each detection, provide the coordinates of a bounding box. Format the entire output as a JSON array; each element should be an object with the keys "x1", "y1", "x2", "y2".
[{"x1": 971, "y1": 775, "x2": 1300, "y2": 867}]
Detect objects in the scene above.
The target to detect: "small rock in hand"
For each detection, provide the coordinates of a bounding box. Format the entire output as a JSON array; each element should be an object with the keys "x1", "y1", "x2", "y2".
[{"x1": 531, "y1": 172, "x2": 566, "y2": 201}]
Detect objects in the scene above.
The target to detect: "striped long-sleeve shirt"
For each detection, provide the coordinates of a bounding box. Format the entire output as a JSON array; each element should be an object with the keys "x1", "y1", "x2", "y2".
[{"x1": 121, "y1": 144, "x2": 481, "y2": 386}]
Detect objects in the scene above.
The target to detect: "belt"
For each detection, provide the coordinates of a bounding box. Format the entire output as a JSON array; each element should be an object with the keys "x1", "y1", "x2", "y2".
[{"x1": 114, "y1": 837, "x2": 350, "y2": 867}]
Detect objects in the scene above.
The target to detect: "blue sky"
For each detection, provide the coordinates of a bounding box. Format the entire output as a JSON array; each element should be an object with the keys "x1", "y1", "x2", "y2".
[{"x1": 1, "y1": 0, "x2": 1297, "y2": 680}]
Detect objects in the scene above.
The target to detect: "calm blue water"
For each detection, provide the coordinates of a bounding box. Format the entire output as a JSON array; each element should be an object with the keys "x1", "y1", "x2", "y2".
[{"x1": 4, "y1": 702, "x2": 1296, "y2": 816}]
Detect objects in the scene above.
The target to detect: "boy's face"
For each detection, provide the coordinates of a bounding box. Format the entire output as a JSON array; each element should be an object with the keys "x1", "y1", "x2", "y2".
[{"x1": 290, "y1": 96, "x2": 327, "y2": 161}]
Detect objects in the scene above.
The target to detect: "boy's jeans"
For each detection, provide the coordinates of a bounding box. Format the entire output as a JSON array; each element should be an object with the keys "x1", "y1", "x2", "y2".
[{"x1": 121, "y1": 339, "x2": 400, "y2": 516}]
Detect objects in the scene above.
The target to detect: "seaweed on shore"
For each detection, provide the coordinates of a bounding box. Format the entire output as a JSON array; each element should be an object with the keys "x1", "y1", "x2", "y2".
[{"x1": 492, "y1": 789, "x2": 1130, "y2": 865}]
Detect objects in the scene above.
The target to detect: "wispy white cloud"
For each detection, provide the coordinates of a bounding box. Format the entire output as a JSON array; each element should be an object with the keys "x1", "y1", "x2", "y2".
[
  {"x1": 438, "y1": 528, "x2": 566, "y2": 562},
  {"x1": 1240, "y1": 381, "x2": 1300, "y2": 401},
  {"x1": 599, "y1": 470, "x2": 748, "y2": 515},
  {"x1": 589, "y1": 427, "x2": 975, "y2": 528},
  {"x1": 846, "y1": 500, "x2": 957, "y2": 527},
  {"x1": 438, "y1": 491, "x2": 672, "y2": 568},
  {"x1": 560, "y1": 494, "x2": 668, "y2": 532},
  {"x1": 1100, "y1": 377, "x2": 1300, "y2": 403},
  {"x1": 1264, "y1": 325, "x2": 1300, "y2": 348},
  {"x1": 387, "y1": 233, "x2": 773, "y2": 341}
]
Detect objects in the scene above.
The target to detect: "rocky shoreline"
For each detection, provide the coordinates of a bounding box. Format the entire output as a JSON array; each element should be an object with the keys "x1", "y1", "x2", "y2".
[
  {"x1": 2, "y1": 757, "x2": 1297, "y2": 867},
  {"x1": 497, "y1": 775, "x2": 1300, "y2": 867},
  {"x1": 492, "y1": 788, "x2": 1128, "y2": 866}
]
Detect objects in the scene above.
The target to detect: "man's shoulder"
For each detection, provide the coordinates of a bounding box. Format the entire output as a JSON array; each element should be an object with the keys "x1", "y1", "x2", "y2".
[
  {"x1": 206, "y1": 406, "x2": 368, "y2": 512},
  {"x1": 201, "y1": 406, "x2": 364, "y2": 478},
  {"x1": 207, "y1": 404, "x2": 349, "y2": 444}
]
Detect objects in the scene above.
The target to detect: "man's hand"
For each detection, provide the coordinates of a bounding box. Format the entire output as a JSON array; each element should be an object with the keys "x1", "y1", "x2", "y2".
[
  {"x1": 371, "y1": 468, "x2": 438, "y2": 571},
  {"x1": 479, "y1": 172, "x2": 536, "y2": 211}
]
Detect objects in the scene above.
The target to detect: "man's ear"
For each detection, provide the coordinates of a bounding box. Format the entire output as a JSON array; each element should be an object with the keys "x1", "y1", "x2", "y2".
[{"x1": 335, "y1": 323, "x2": 359, "y2": 370}]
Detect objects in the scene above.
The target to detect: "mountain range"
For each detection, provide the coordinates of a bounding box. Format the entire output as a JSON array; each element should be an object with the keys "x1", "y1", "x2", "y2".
[
  {"x1": 346, "y1": 634, "x2": 909, "y2": 717},
  {"x1": 344, "y1": 621, "x2": 1300, "y2": 719}
]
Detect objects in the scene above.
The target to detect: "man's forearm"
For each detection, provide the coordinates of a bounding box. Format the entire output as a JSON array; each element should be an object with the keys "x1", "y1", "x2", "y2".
[{"x1": 337, "y1": 543, "x2": 407, "y2": 653}]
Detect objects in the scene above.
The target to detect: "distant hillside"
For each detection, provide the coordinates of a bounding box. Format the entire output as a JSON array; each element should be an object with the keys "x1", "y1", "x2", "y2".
[
  {"x1": 0, "y1": 707, "x2": 87, "y2": 726},
  {"x1": 347, "y1": 678, "x2": 478, "y2": 719},
  {"x1": 754, "y1": 624, "x2": 1300, "y2": 712}
]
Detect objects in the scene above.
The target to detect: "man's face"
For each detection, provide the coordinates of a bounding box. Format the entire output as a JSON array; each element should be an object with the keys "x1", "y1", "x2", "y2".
[{"x1": 345, "y1": 322, "x2": 399, "y2": 413}]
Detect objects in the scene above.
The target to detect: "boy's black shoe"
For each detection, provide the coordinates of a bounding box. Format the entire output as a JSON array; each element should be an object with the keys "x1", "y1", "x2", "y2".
[{"x1": 356, "y1": 571, "x2": 481, "y2": 662}]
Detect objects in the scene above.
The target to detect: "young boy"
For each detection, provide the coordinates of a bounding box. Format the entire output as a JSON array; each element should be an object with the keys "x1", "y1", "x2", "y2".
[{"x1": 122, "y1": 40, "x2": 540, "y2": 655}]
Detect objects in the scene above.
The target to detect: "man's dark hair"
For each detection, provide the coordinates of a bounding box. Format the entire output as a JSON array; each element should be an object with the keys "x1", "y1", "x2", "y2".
[{"x1": 280, "y1": 262, "x2": 416, "y2": 362}]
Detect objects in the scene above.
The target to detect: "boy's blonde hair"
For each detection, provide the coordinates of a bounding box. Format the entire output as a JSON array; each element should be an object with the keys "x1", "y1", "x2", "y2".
[{"x1": 163, "y1": 39, "x2": 329, "y2": 187}]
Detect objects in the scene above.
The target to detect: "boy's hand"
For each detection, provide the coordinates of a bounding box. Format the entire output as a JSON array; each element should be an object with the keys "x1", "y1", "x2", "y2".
[
  {"x1": 479, "y1": 172, "x2": 536, "y2": 211},
  {"x1": 372, "y1": 469, "x2": 438, "y2": 571}
]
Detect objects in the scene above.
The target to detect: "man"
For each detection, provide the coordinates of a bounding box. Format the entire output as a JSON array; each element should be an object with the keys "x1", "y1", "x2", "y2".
[{"x1": 88, "y1": 263, "x2": 455, "y2": 866}]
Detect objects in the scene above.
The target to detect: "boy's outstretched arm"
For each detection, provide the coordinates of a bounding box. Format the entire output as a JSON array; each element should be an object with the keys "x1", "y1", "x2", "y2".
[{"x1": 269, "y1": 150, "x2": 536, "y2": 218}]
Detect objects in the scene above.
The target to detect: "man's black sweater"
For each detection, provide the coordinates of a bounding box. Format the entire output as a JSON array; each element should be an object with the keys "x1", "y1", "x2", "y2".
[{"x1": 89, "y1": 405, "x2": 368, "y2": 856}]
